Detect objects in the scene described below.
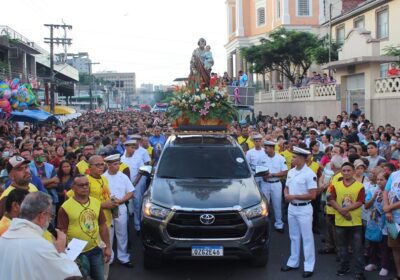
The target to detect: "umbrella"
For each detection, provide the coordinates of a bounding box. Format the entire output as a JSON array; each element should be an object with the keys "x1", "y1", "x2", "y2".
[{"x1": 9, "y1": 109, "x2": 61, "y2": 126}]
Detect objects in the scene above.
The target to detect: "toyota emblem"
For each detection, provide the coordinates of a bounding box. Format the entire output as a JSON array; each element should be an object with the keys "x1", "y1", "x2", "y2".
[{"x1": 200, "y1": 214, "x2": 215, "y2": 225}]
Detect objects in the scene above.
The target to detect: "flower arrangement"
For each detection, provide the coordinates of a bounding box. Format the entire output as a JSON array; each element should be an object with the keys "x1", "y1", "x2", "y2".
[{"x1": 168, "y1": 85, "x2": 237, "y2": 126}]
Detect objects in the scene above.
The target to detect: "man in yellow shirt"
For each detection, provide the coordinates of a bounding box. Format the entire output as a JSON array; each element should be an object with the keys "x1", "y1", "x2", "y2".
[
  {"x1": 58, "y1": 174, "x2": 111, "y2": 280},
  {"x1": 237, "y1": 126, "x2": 254, "y2": 151},
  {"x1": 329, "y1": 162, "x2": 365, "y2": 279},
  {"x1": 280, "y1": 136, "x2": 298, "y2": 170},
  {"x1": 0, "y1": 189, "x2": 29, "y2": 236},
  {"x1": 0, "y1": 155, "x2": 38, "y2": 218},
  {"x1": 76, "y1": 143, "x2": 96, "y2": 175}
]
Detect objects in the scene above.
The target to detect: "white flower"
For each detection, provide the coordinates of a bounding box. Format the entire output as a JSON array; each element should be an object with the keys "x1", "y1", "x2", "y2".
[
  {"x1": 211, "y1": 103, "x2": 216, "y2": 107},
  {"x1": 200, "y1": 94, "x2": 206, "y2": 100},
  {"x1": 194, "y1": 96, "x2": 201, "y2": 102}
]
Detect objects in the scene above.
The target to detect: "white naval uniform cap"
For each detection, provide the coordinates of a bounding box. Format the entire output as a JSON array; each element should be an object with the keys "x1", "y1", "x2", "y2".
[
  {"x1": 124, "y1": 139, "x2": 137, "y2": 146},
  {"x1": 293, "y1": 146, "x2": 311, "y2": 156},
  {"x1": 104, "y1": 154, "x2": 121, "y2": 162},
  {"x1": 129, "y1": 134, "x2": 142, "y2": 140},
  {"x1": 252, "y1": 134, "x2": 263, "y2": 140},
  {"x1": 263, "y1": 140, "x2": 276, "y2": 146}
]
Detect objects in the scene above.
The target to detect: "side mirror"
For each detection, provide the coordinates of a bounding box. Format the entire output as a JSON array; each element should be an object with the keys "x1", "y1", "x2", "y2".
[
  {"x1": 138, "y1": 165, "x2": 153, "y2": 176},
  {"x1": 254, "y1": 166, "x2": 269, "y2": 177}
]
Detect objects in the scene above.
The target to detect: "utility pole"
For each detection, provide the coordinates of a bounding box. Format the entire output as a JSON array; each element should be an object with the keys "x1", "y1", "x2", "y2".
[
  {"x1": 44, "y1": 24, "x2": 72, "y2": 114},
  {"x1": 87, "y1": 62, "x2": 100, "y2": 110},
  {"x1": 328, "y1": 3, "x2": 332, "y2": 76}
]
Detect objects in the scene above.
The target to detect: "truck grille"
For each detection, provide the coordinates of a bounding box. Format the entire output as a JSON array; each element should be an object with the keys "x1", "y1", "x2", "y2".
[{"x1": 166, "y1": 211, "x2": 247, "y2": 239}]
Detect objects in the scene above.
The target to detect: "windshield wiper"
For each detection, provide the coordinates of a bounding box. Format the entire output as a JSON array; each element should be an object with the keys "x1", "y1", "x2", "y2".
[{"x1": 159, "y1": 175, "x2": 185, "y2": 179}]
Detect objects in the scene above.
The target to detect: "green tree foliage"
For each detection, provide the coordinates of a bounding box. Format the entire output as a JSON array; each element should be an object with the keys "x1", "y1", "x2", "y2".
[
  {"x1": 241, "y1": 28, "x2": 339, "y2": 84},
  {"x1": 383, "y1": 45, "x2": 400, "y2": 66}
]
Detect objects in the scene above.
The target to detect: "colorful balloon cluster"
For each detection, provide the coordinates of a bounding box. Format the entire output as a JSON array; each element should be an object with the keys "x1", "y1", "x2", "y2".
[{"x1": 0, "y1": 78, "x2": 39, "y2": 117}]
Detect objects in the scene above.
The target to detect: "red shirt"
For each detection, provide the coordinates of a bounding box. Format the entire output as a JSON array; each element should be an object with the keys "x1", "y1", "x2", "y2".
[{"x1": 388, "y1": 68, "x2": 400, "y2": 77}]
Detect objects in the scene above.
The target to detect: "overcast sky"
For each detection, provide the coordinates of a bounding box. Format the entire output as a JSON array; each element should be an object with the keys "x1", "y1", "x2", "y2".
[{"x1": 2, "y1": 0, "x2": 228, "y2": 87}]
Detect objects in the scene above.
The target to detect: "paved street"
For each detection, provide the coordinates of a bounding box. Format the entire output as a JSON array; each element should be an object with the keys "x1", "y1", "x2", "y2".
[{"x1": 109, "y1": 216, "x2": 394, "y2": 280}]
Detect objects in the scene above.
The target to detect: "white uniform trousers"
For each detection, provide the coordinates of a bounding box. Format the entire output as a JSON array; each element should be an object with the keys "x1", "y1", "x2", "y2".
[
  {"x1": 287, "y1": 203, "x2": 315, "y2": 272},
  {"x1": 133, "y1": 175, "x2": 147, "y2": 231},
  {"x1": 110, "y1": 207, "x2": 130, "y2": 263},
  {"x1": 261, "y1": 181, "x2": 284, "y2": 229}
]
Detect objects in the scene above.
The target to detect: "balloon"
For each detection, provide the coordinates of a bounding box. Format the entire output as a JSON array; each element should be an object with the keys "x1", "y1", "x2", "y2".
[
  {"x1": 0, "y1": 98, "x2": 11, "y2": 117},
  {"x1": 8, "y1": 78, "x2": 19, "y2": 90},
  {"x1": 0, "y1": 81, "x2": 11, "y2": 99}
]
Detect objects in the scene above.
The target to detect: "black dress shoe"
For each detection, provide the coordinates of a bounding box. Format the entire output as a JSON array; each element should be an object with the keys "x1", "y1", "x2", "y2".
[
  {"x1": 302, "y1": 271, "x2": 313, "y2": 278},
  {"x1": 275, "y1": 228, "x2": 284, "y2": 234},
  {"x1": 281, "y1": 265, "x2": 300, "y2": 272},
  {"x1": 120, "y1": 261, "x2": 134, "y2": 268}
]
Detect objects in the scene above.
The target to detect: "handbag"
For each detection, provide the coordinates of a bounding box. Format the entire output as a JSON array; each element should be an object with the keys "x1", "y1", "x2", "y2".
[
  {"x1": 386, "y1": 221, "x2": 400, "y2": 240},
  {"x1": 365, "y1": 220, "x2": 383, "y2": 242}
]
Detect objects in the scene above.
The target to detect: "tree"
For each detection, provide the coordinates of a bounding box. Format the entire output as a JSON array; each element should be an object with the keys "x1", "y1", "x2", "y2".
[
  {"x1": 241, "y1": 28, "x2": 339, "y2": 85},
  {"x1": 383, "y1": 45, "x2": 400, "y2": 66}
]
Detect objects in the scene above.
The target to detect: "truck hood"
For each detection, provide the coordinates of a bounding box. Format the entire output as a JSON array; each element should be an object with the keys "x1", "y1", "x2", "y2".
[{"x1": 150, "y1": 177, "x2": 261, "y2": 209}]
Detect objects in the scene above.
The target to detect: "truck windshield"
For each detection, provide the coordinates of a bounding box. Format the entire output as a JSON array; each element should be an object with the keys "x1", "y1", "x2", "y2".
[{"x1": 157, "y1": 146, "x2": 251, "y2": 179}]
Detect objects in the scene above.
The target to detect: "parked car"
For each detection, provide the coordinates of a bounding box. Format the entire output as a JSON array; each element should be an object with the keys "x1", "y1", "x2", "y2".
[{"x1": 141, "y1": 130, "x2": 270, "y2": 268}]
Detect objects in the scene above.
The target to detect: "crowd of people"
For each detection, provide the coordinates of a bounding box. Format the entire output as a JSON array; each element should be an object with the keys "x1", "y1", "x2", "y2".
[{"x1": 0, "y1": 106, "x2": 400, "y2": 279}]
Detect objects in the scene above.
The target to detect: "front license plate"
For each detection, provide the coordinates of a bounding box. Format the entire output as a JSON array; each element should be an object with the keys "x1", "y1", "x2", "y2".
[{"x1": 191, "y1": 246, "x2": 224, "y2": 257}]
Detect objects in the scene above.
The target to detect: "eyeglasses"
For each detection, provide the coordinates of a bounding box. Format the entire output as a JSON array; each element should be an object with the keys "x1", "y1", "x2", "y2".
[{"x1": 74, "y1": 182, "x2": 89, "y2": 188}]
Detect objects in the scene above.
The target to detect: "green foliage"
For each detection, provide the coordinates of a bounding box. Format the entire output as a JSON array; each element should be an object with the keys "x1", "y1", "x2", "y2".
[
  {"x1": 241, "y1": 28, "x2": 339, "y2": 84},
  {"x1": 383, "y1": 45, "x2": 400, "y2": 66},
  {"x1": 79, "y1": 73, "x2": 91, "y2": 85},
  {"x1": 167, "y1": 86, "x2": 238, "y2": 124}
]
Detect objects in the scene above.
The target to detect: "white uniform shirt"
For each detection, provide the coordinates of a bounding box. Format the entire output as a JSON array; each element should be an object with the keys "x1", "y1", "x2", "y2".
[
  {"x1": 137, "y1": 146, "x2": 151, "y2": 164},
  {"x1": 286, "y1": 164, "x2": 317, "y2": 204},
  {"x1": 264, "y1": 152, "x2": 288, "y2": 181},
  {"x1": 121, "y1": 152, "x2": 145, "y2": 182},
  {"x1": 246, "y1": 148, "x2": 267, "y2": 173},
  {"x1": 104, "y1": 171, "x2": 135, "y2": 213}
]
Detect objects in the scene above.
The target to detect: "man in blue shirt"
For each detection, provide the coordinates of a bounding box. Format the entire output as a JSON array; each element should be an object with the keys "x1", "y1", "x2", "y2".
[
  {"x1": 149, "y1": 126, "x2": 166, "y2": 150},
  {"x1": 239, "y1": 70, "x2": 248, "y2": 87}
]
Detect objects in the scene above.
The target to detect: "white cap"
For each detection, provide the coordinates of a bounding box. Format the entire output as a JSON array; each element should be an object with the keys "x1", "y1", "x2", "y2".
[
  {"x1": 124, "y1": 139, "x2": 137, "y2": 146},
  {"x1": 129, "y1": 134, "x2": 142, "y2": 140},
  {"x1": 252, "y1": 134, "x2": 263, "y2": 140},
  {"x1": 104, "y1": 154, "x2": 121, "y2": 162},
  {"x1": 309, "y1": 128, "x2": 320, "y2": 135},
  {"x1": 7, "y1": 155, "x2": 30, "y2": 173},
  {"x1": 263, "y1": 140, "x2": 276, "y2": 146},
  {"x1": 293, "y1": 146, "x2": 311, "y2": 156}
]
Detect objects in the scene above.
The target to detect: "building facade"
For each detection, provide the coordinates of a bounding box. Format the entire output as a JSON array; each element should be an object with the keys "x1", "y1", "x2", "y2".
[
  {"x1": 93, "y1": 72, "x2": 136, "y2": 107},
  {"x1": 325, "y1": 0, "x2": 400, "y2": 126},
  {"x1": 225, "y1": 0, "x2": 334, "y2": 84}
]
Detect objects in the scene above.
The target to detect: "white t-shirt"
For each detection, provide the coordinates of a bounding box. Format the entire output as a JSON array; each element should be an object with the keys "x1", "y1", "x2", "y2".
[
  {"x1": 121, "y1": 152, "x2": 145, "y2": 182},
  {"x1": 286, "y1": 164, "x2": 317, "y2": 204},
  {"x1": 104, "y1": 171, "x2": 135, "y2": 213}
]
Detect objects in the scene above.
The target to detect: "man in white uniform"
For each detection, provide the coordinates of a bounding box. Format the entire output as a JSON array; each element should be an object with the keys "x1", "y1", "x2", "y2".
[
  {"x1": 262, "y1": 140, "x2": 288, "y2": 233},
  {"x1": 245, "y1": 134, "x2": 266, "y2": 187},
  {"x1": 104, "y1": 154, "x2": 135, "y2": 268},
  {"x1": 120, "y1": 139, "x2": 145, "y2": 233},
  {"x1": 281, "y1": 146, "x2": 317, "y2": 278},
  {"x1": 129, "y1": 135, "x2": 151, "y2": 165}
]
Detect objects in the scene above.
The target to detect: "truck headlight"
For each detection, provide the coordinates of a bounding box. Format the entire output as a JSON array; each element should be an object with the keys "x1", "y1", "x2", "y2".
[
  {"x1": 143, "y1": 199, "x2": 171, "y2": 220},
  {"x1": 244, "y1": 200, "x2": 268, "y2": 219}
]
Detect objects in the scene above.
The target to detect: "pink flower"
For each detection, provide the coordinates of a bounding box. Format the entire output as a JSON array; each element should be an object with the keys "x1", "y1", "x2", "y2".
[
  {"x1": 200, "y1": 108, "x2": 209, "y2": 116},
  {"x1": 192, "y1": 105, "x2": 197, "y2": 111},
  {"x1": 204, "y1": 101, "x2": 211, "y2": 110}
]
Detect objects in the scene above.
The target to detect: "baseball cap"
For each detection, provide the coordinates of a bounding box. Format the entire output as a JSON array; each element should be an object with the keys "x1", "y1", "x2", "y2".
[{"x1": 6, "y1": 155, "x2": 30, "y2": 173}]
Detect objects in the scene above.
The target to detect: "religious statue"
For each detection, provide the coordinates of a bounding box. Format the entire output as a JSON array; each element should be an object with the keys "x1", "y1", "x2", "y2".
[{"x1": 189, "y1": 38, "x2": 212, "y2": 89}]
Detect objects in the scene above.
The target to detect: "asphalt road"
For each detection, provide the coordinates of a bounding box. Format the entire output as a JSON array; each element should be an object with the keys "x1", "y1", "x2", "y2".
[{"x1": 109, "y1": 216, "x2": 395, "y2": 280}]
